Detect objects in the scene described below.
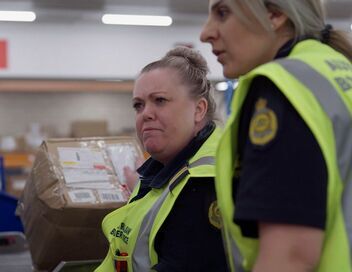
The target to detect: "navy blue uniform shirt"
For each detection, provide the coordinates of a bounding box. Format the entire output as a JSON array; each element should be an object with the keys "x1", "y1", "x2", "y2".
[
  {"x1": 131, "y1": 122, "x2": 228, "y2": 272},
  {"x1": 233, "y1": 39, "x2": 328, "y2": 237}
]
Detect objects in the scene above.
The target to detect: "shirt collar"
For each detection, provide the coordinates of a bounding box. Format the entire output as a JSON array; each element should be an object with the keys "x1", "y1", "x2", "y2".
[{"x1": 275, "y1": 36, "x2": 314, "y2": 59}]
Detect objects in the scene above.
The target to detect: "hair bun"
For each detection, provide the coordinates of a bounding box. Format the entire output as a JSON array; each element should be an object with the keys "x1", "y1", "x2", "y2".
[{"x1": 164, "y1": 46, "x2": 209, "y2": 75}]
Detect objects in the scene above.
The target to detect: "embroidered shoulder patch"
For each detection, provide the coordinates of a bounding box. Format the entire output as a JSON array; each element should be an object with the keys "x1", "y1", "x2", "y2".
[
  {"x1": 249, "y1": 98, "x2": 278, "y2": 146},
  {"x1": 208, "y1": 200, "x2": 222, "y2": 229}
]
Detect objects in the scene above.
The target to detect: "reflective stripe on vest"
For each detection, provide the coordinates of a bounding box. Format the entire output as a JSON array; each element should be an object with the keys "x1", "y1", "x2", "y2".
[
  {"x1": 277, "y1": 59, "x2": 352, "y2": 255},
  {"x1": 132, "y1": 156, "x2": 215, "y2": 271},
  {"x1": 223, "y1": 226, "x2": 245, "y2": 272}
]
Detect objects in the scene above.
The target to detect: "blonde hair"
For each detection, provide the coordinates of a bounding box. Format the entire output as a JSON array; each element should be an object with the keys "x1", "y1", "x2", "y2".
[
  {"x1": 140, "y1": 47, "x2": 216, "y2": 121},
  {"x1": 228, "y1": 0, "x2": 352, "y2": 61}
]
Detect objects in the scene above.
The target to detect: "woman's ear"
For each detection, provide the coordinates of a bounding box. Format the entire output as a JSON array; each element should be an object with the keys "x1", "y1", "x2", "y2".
[
  {"x1": 195, "y1": 97, "x2": 208, "y2": 123},
  {"x1": 266, "y1": 4, "x2": 289, "y2": 31}
]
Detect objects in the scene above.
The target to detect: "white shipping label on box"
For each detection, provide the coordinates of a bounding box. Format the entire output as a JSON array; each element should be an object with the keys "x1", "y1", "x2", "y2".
[
  {"x1": 97, "y1": 189, "x2": 125, "y2": 203},
  {"x1": 58, "y1": 147, "x2": 106, "y2": 169},
  {"x1": 68, "y1": 182, "x2": 115, "y2": 189},
  {"x1": 68, "y1": 189, "x2": 96, "y2": 203},
  {"x1": 58, "y1": 147, "x2": 109, "y2": 183},
  {"x1": 62, "y1": 168, "x2": 109, "y2": 184}
]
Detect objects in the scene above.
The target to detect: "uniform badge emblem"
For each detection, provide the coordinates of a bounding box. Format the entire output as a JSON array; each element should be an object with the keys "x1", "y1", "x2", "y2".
[
  {"x1": 249, "y1": 98, "x2": 278, "y2": 146},
  {"x1": 208, "y1": 201, "x2": 222, "y2": 229}
]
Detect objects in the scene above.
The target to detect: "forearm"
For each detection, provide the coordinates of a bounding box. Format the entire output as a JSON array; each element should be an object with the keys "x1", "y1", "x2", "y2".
[
  {"x1": 253, "y1": 223, "x2": 323, "y2": 272},
  {"x1": 253, "y1": 252, "x2": 317, "y2": 272}
]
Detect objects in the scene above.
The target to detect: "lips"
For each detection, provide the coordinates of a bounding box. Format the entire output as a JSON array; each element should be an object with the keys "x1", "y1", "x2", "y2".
[
  {"x1": 142, "y1": 127, "x2": 162, "y2": 138},
  {"x1": 212, "y1": 49, "x2": 226, "y2": 63},
  {"x1": 141, "y1": 128, "x2": 162, "y2": 145},
  {"x1": 142, "y1": 127, "x2": 161, "y2": 133},
  {"x1": 212, "y1": 49, "x2": 225, "y2": 56}
]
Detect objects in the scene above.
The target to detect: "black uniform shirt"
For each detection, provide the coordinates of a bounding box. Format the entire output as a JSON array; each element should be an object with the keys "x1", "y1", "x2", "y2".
[
  {"x1": 131, "y1": 122, "x2": 228, "y2": 272},
  {"x1": 233, "y1": 39, "x2": 328, "y2": 238}
]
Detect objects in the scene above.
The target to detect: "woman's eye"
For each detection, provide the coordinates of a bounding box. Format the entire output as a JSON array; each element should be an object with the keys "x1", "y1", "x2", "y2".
[
  {"x1": 155, "y1": 97, "x2": 167, "y2": 105},
  {"x1": 132, "y1": 102, "x2": 143, "y2": 111},
  {"x1": 216, "y1": 7, "x2": 229, "y2": 19}
]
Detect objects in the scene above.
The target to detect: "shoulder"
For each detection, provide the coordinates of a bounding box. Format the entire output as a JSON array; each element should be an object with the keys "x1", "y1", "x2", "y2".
[{"x1": 238, "y1": 76, "x2": 289, "y2": 148}]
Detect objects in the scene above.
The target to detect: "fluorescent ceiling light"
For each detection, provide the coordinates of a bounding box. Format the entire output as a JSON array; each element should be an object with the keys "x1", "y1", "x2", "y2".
[
  {"x1": 102, "y1": 14, "x2": 172, "y2": 26},
  {"x1": 0, "y1": 11, "x2": 36, "y2": 22},
  {"x1": 215, "y1": 81, "x2": 229, "y2": 91},
  {"x1": 215, "y1": 80, "x2": 239, "y2": 91}
]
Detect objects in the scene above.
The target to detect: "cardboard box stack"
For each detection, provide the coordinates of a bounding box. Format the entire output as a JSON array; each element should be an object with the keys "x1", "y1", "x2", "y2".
[
  {"x1": 71, "y1": 120, "x2": 108, "y2": 138},
  {"x1": 18, "y1": 136, "x2": 143, "y2": 271}
]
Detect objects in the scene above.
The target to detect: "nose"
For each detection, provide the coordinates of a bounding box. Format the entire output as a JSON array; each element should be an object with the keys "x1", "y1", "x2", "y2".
[
  {"x1": 141, "y1": 103, "x2": 155, "y2": 121},
  {"x1": 200, "y1": 18, "x2": 217, "y2": 44}
]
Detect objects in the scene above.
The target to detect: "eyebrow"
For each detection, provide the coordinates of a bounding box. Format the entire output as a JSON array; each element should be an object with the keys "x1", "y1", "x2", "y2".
[
  {"x1": 132, "y1": 91, "x2": 167, "y2": 100},
  {"x1": 210, "y1": 0, "x2": 224, "y2": 12}
]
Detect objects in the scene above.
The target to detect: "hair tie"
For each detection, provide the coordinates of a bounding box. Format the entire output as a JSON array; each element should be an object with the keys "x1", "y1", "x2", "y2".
[{"x1": 321, "y1": 24, "x2": 333, "y2": 43}]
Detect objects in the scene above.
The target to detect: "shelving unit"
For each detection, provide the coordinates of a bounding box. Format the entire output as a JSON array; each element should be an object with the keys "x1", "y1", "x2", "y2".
[
  {"x1": 0, "y1": 152, "x2": 35, "y2": 198},
  {"x1": 2, "y1": 153, "x2": 34, "y2": 169},
  {"x1": 0, "y1": 79, "x2": 134, "y2": 93}
]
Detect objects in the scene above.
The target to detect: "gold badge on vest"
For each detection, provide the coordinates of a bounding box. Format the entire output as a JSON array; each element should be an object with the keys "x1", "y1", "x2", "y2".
[
  {"x1": 208, "y1": 200, "x2": 222, "y2": 229},
  {"x1": 249, "y1": 98, "x2": 278, "y2": 146}
]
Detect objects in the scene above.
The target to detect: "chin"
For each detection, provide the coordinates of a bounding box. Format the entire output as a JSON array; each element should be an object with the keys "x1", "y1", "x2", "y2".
[
  {"x1": 144, "y1": 144, "x2": 162, "y2": 157},
  {"x1": 223, "y1": 66, "x2": 238, "y2": 79}
]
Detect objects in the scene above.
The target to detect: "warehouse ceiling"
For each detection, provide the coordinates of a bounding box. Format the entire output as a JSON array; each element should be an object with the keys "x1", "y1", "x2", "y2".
[
  {"x1": 4, "y1": 0, "x2": 209, "y2": 13},
  {"x1": 0, "y1": 0, "x2": 351, "y2": 24},
  {"x1": 32, "y1": 0, "x2": 209, "y2": 13}
]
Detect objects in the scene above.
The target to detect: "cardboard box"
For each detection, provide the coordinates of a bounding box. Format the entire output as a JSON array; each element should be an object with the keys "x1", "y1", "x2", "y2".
[
  {"x1": 18, "y1": 136, "x2": 143, "y2": 271},
  {"x1": 71, "y1": 120, "x2": 108, "y2": 138}
]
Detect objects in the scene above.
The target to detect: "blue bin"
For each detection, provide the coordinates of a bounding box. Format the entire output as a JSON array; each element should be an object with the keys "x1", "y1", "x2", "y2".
[
  {"x1": 0, "y1": 191, "x2": 24, "y2": 232},
  {"x1": 0, "y1": 156, "x2": 5, "y2": 191}
]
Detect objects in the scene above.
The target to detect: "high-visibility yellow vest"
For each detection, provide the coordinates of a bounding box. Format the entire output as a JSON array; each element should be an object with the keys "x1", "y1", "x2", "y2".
[
  {"x1": 95, "y1": 127, "x2": 221, "y2": 272},
  {"x1": 215, "y1": 39, "x2": 352, "y2": 271}
]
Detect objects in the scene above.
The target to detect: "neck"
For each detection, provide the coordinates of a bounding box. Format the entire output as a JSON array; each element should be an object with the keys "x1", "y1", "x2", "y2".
[{"x1": 193, "y1": 119, "x2": 209, "y2": 137}]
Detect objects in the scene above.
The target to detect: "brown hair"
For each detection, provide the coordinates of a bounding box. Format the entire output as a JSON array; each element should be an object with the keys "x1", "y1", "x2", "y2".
[{"x1": 140, "y1": 46, "x2": 216, "y2": 121}]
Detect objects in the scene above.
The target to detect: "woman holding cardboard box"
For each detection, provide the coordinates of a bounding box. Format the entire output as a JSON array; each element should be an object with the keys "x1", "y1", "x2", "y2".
[{"x1": 95, "y1": 46, "x2": 228, "y2": 272}]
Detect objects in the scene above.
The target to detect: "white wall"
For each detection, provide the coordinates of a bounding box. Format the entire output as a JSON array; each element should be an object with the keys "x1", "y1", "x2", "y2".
[
  {"x1": 0, "y1": 22, "x2": 223, "y2": 79},
  {"x1": 0, "y1": 20, "x2": 227, "y2": 137}
]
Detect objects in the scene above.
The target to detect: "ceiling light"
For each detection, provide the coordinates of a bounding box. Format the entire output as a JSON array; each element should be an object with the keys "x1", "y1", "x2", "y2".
[
  {"x1": 215, "y1": 81, "x2": 229, "y2": 91},
  {"x1": 215, "y1": 80, "x2": 239, "y2": 91},
  {"x1": 102, "y1": 14, "x2": 172, "y2": 26},
  {"x1": 0, "y1": 11, "x2": 36, "y2": 22}
]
